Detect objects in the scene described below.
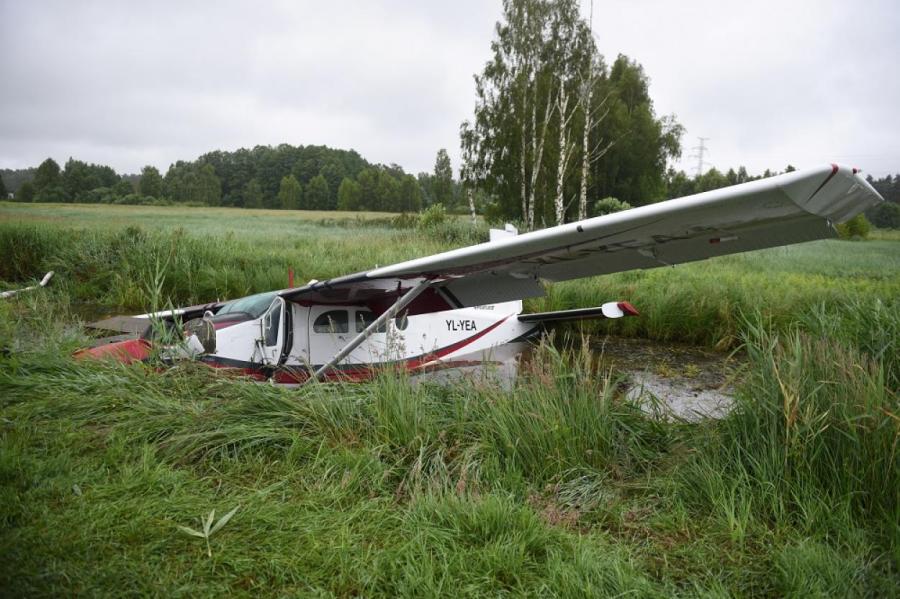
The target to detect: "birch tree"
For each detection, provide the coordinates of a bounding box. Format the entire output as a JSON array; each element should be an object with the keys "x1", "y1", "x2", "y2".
[
  {"x1": 460, "y1": 0, "x2": 682, "y2": 227},
  {"x1": 462, "y1": 0, "x2": 555, "y2": 229}
]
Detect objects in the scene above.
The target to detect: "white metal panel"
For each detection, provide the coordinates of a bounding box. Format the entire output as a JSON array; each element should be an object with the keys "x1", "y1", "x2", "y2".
[{"x1": 367, "y1": 165, "x2": 881, "y2": 284}]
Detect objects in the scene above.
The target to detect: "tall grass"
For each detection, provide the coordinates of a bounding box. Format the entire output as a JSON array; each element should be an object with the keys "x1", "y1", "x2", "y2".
[
  {"x1": 1, "y1": 337, "x2": 666, "y2": 496},
  {"x1": 538, "y1": 238, "x2": 900, "y2": 348},
  {"x1": 2, "y1": 289, "x2": 897, "y2": 594},
  {"x1": 677, "y1": 315, "x2": 899, "y2": 570},
  {"x1": 2, "y1": 205, "x2": 898, "y2": 595}
]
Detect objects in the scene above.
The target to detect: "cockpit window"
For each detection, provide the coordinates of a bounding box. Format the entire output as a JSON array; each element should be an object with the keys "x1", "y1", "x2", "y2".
[
  {"x1": 313, "y1": 310, "x2": 349, "y2": 334},
  {"x1": 217, "y1": 291, "x2": 279, "y2": 319}
]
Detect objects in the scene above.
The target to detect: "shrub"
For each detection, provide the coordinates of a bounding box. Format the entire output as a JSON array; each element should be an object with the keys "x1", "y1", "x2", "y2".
[
  {"x1": 836, "y1": 213, "x2": 871, "y2": 240},
  {"x1": 591, "y1": 197, "x2": 632, "y2": 218},
  {"x1": 418, "y1": 204, "x2": 447, "y2": 229}
]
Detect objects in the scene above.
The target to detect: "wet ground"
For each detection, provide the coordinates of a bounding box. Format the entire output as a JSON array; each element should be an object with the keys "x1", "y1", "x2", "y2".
[{"x1": 593, "y1": 336, "x2": 744, "y2": 421}]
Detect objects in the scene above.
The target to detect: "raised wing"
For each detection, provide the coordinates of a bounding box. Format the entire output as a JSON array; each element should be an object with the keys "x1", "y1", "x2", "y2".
[{"x1": 281, "y1": 164, "x2": 883, "y2": 314}]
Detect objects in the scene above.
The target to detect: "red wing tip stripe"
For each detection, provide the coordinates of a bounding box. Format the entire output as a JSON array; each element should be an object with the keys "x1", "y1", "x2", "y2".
[{"x1": 617, "y1": 301, "x2": 640, "y2": 316}]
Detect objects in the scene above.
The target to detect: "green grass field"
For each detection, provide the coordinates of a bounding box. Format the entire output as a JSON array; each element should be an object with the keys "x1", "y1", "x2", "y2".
[{"x1": 1, "y1": 202, "x2": 898, "y2": 596}]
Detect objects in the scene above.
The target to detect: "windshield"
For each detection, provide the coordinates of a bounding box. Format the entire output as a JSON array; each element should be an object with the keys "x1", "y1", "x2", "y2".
[{"x1": 217, "y1": 291, "x2": 278, "y2": 319}]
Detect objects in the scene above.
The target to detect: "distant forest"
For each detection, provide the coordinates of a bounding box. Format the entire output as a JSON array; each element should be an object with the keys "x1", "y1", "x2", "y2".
[
  {"x1": 0, "y1": 145, "x2": 445, "y2": 214},
  {"x1": 1, "y1": 146, "x2": 897, "y2": 229}
]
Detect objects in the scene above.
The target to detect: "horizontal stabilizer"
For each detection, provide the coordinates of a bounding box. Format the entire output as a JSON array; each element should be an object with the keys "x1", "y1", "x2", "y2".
[
  {"x1": 86, "y1": 316, "x2": 152, "y2": 335},
  {"x1": 518, "y1": 302, "x2": 639, "y2": 324}
]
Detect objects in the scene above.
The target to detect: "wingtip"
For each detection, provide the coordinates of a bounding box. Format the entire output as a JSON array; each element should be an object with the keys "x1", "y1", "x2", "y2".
[{"x1": 617, "y1": 301, "x2": 640, "y2": 316}]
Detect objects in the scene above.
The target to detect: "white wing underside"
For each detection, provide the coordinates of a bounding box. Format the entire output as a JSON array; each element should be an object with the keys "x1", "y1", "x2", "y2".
[{"x1": 282, "y1": 164, "x2": 883, "y2": 313}]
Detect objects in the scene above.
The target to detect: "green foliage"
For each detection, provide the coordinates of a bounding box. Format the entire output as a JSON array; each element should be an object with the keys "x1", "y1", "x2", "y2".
[
  {"x1": 62, "y1": 158, "x2": 118, "y2": 202},
  {"x1": 337, "y1": 177, "x2": 362, "y2": 211},
  {"x1": 303, "y1": 174, "x2": 331, "y2": 210},
  {"x1": 242, "y1": 178, "x2": 263, "y2": 209},
  {"x1": 139, "y1": 165, "x2": 164, "y2": 198},
  {"x1": 177, "y1": 507, "x2": 240, "y2": 558},
  {"x1": 0, "y1": 173, "x2": 8, "y2": 199},
  {"x1": 34, "y1": 184, "x2": 66, "y2": 203},
  {"x1": 432, "y1": 148, "x2": 453, "y2": 206},
  {"x1": 678, "y1": 315, "x2": 899, "y2": 560},
  {"x1": 33, "y1": 157, "x2": 61, "y2": 192},
  {"x1": 276, "y1": 174, "x2": 302, "y2": 210},
  {"x1": 163, "y1": 161, "x2": 222, "y2": 206},
  {"x1": 0, "y1": 207, "x2": 897, "y2": 595},
  {"x1": 463, "y1": 3, "x2": 683, "y2": 224},
  {"x1": 1, "y1": 287, "x2": 897, "y2": 595},
  {"x1": 590, "y1": 196, "x2": 632, "y2": 217},
  {"x1": 15, "y1": 180, "x2": 35, "y2": 202},
  {"x1": 836, "y1": 213, "x2": 871, "y2": 239},
  {"x1": 7, "y1": 143, "x2": 433, "y2": 213},
  {"x1": 418, "y1": 203, "x2": 447, "y2": 229},
  {"x1": 415, "y1": 203, "x2": 487, "y2": 245},
  {"x1": 398, "y1": 174, "x2": 423, "y2": 212},
  {"x1": 868, "y1": 201, "x2": 900, "y2": 229},
  {"x1": 0, "y1": 166, "x2": 37, "y2": 195}
]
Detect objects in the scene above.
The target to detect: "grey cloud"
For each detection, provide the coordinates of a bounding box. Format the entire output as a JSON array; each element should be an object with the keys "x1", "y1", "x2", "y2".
[{"x1": 1, "y1": 0, "x2": 897, "y2": 178}]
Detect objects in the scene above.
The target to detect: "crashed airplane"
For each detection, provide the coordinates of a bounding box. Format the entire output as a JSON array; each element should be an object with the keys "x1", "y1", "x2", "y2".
[{"x1": 77, "y1": 164, "x2": 883, "y2": 384}]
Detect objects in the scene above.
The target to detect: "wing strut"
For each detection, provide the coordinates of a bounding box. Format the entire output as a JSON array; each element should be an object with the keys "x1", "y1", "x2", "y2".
[{"x1": 308, "y1": 279, "x2": 431, "y2": 383}]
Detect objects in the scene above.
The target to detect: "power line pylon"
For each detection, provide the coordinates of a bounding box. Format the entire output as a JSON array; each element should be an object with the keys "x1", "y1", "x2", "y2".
[{"x1": 689, "y1": 137, "x2": 710, "y2": 178}]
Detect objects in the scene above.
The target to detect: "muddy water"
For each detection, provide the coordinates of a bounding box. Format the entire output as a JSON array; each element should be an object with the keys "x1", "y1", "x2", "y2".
[{"x1": 593, "y1": 336, "x2": 744, "y2": 421}]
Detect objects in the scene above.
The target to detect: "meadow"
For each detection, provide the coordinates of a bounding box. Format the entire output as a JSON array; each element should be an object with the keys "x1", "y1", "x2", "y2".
[{"x1": 1, "y1": 201, "x2": 898, "y2": 596}]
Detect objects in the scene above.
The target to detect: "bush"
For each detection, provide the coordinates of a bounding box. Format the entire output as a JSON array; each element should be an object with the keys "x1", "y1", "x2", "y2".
[
  {"x1": 591, "y1": 197, "x2": 632, "y2": 218},
  {"x1": 418, "y1": 204, "x2": 448, "y2": 229},
  {"x1": 836, "y1": 213, "x2": 871, "y2": 239}
]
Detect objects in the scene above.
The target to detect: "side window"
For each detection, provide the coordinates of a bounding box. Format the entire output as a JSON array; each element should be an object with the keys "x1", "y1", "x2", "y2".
[
  {"x1": 355, "y1": 310, "x2": 386, "y2": 333},
  {"x1": 313, "y1": 310, "x2": 348, "y2": 334},
  {"x1": 394, "y1": 310, "x2": 409, "y2": 331},
  {"x1": 264, "y1": 302, "x2": 281, "y2": 346}
]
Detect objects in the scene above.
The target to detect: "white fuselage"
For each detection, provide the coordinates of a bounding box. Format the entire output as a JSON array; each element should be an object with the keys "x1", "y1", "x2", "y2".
[{"x1": 199, "y1": 299, "x2": 536, "y2": 384}]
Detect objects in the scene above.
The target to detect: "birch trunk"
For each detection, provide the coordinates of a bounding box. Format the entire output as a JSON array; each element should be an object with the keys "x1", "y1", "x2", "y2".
[
  {"x1": 528, "y1": 98, "x2": 537, "y2": 230},
  {"x1": 555, "y1": 85, "x2": 569, "y2": 226},
  {"x1": 467, "y1": 188, "x2": 477, "y2": 224},
  {"x1": 578, "y1": 81, "x2": 592, "y2": 221},
  {"x1": 520, "y1": 118, "x2": 528, "y2": 225},
  {"x1": 527, "y1": 83, "x2": 553, "y2": 230}
]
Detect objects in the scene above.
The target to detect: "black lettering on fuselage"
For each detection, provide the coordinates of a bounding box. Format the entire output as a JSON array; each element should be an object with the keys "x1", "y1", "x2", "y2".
[{"x1": 445, "y1": 319, "x2": 478, "y2": 332}]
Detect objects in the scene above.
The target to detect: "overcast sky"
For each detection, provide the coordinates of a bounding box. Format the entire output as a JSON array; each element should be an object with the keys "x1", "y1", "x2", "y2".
[{"x1": 1, "y1": 0, "x2": 898, "y2": 178}]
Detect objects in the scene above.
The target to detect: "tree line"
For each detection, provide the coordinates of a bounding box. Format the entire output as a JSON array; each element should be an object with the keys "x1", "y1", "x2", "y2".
[
  {"x1": 3, "y1": 151, "x2": 897, "y2": 228},
  {"x1": 2, "y1": 145, "x2": 462, "y2": 214}
]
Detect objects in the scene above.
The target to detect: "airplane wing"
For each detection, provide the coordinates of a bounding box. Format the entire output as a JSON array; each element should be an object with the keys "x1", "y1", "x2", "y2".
[{"x1": 280, "y1": 164, "x2": 883, "y2": 315}]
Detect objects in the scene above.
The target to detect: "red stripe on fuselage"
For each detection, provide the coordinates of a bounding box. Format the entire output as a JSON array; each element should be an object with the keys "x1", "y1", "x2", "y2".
[{"x1": 205, "y1": 314, "x2": 513, "y2": 383}]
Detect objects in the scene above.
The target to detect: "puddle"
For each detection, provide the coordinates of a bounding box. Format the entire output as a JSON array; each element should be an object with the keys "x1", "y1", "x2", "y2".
[{"x1": 594, "y1": 336, "x2": 744, "y2": 421}]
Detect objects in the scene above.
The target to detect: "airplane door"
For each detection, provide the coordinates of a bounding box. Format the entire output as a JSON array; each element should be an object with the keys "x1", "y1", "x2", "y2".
[
  {"x1": 307, "y1": 306, "x2": 393, "y2": 368},
  {"x1": 259, "y1": 297, "x2": 288, "y2": 365},
  {"x1": 307, "y1": 306, "x2": 351, "y2": 367}
]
